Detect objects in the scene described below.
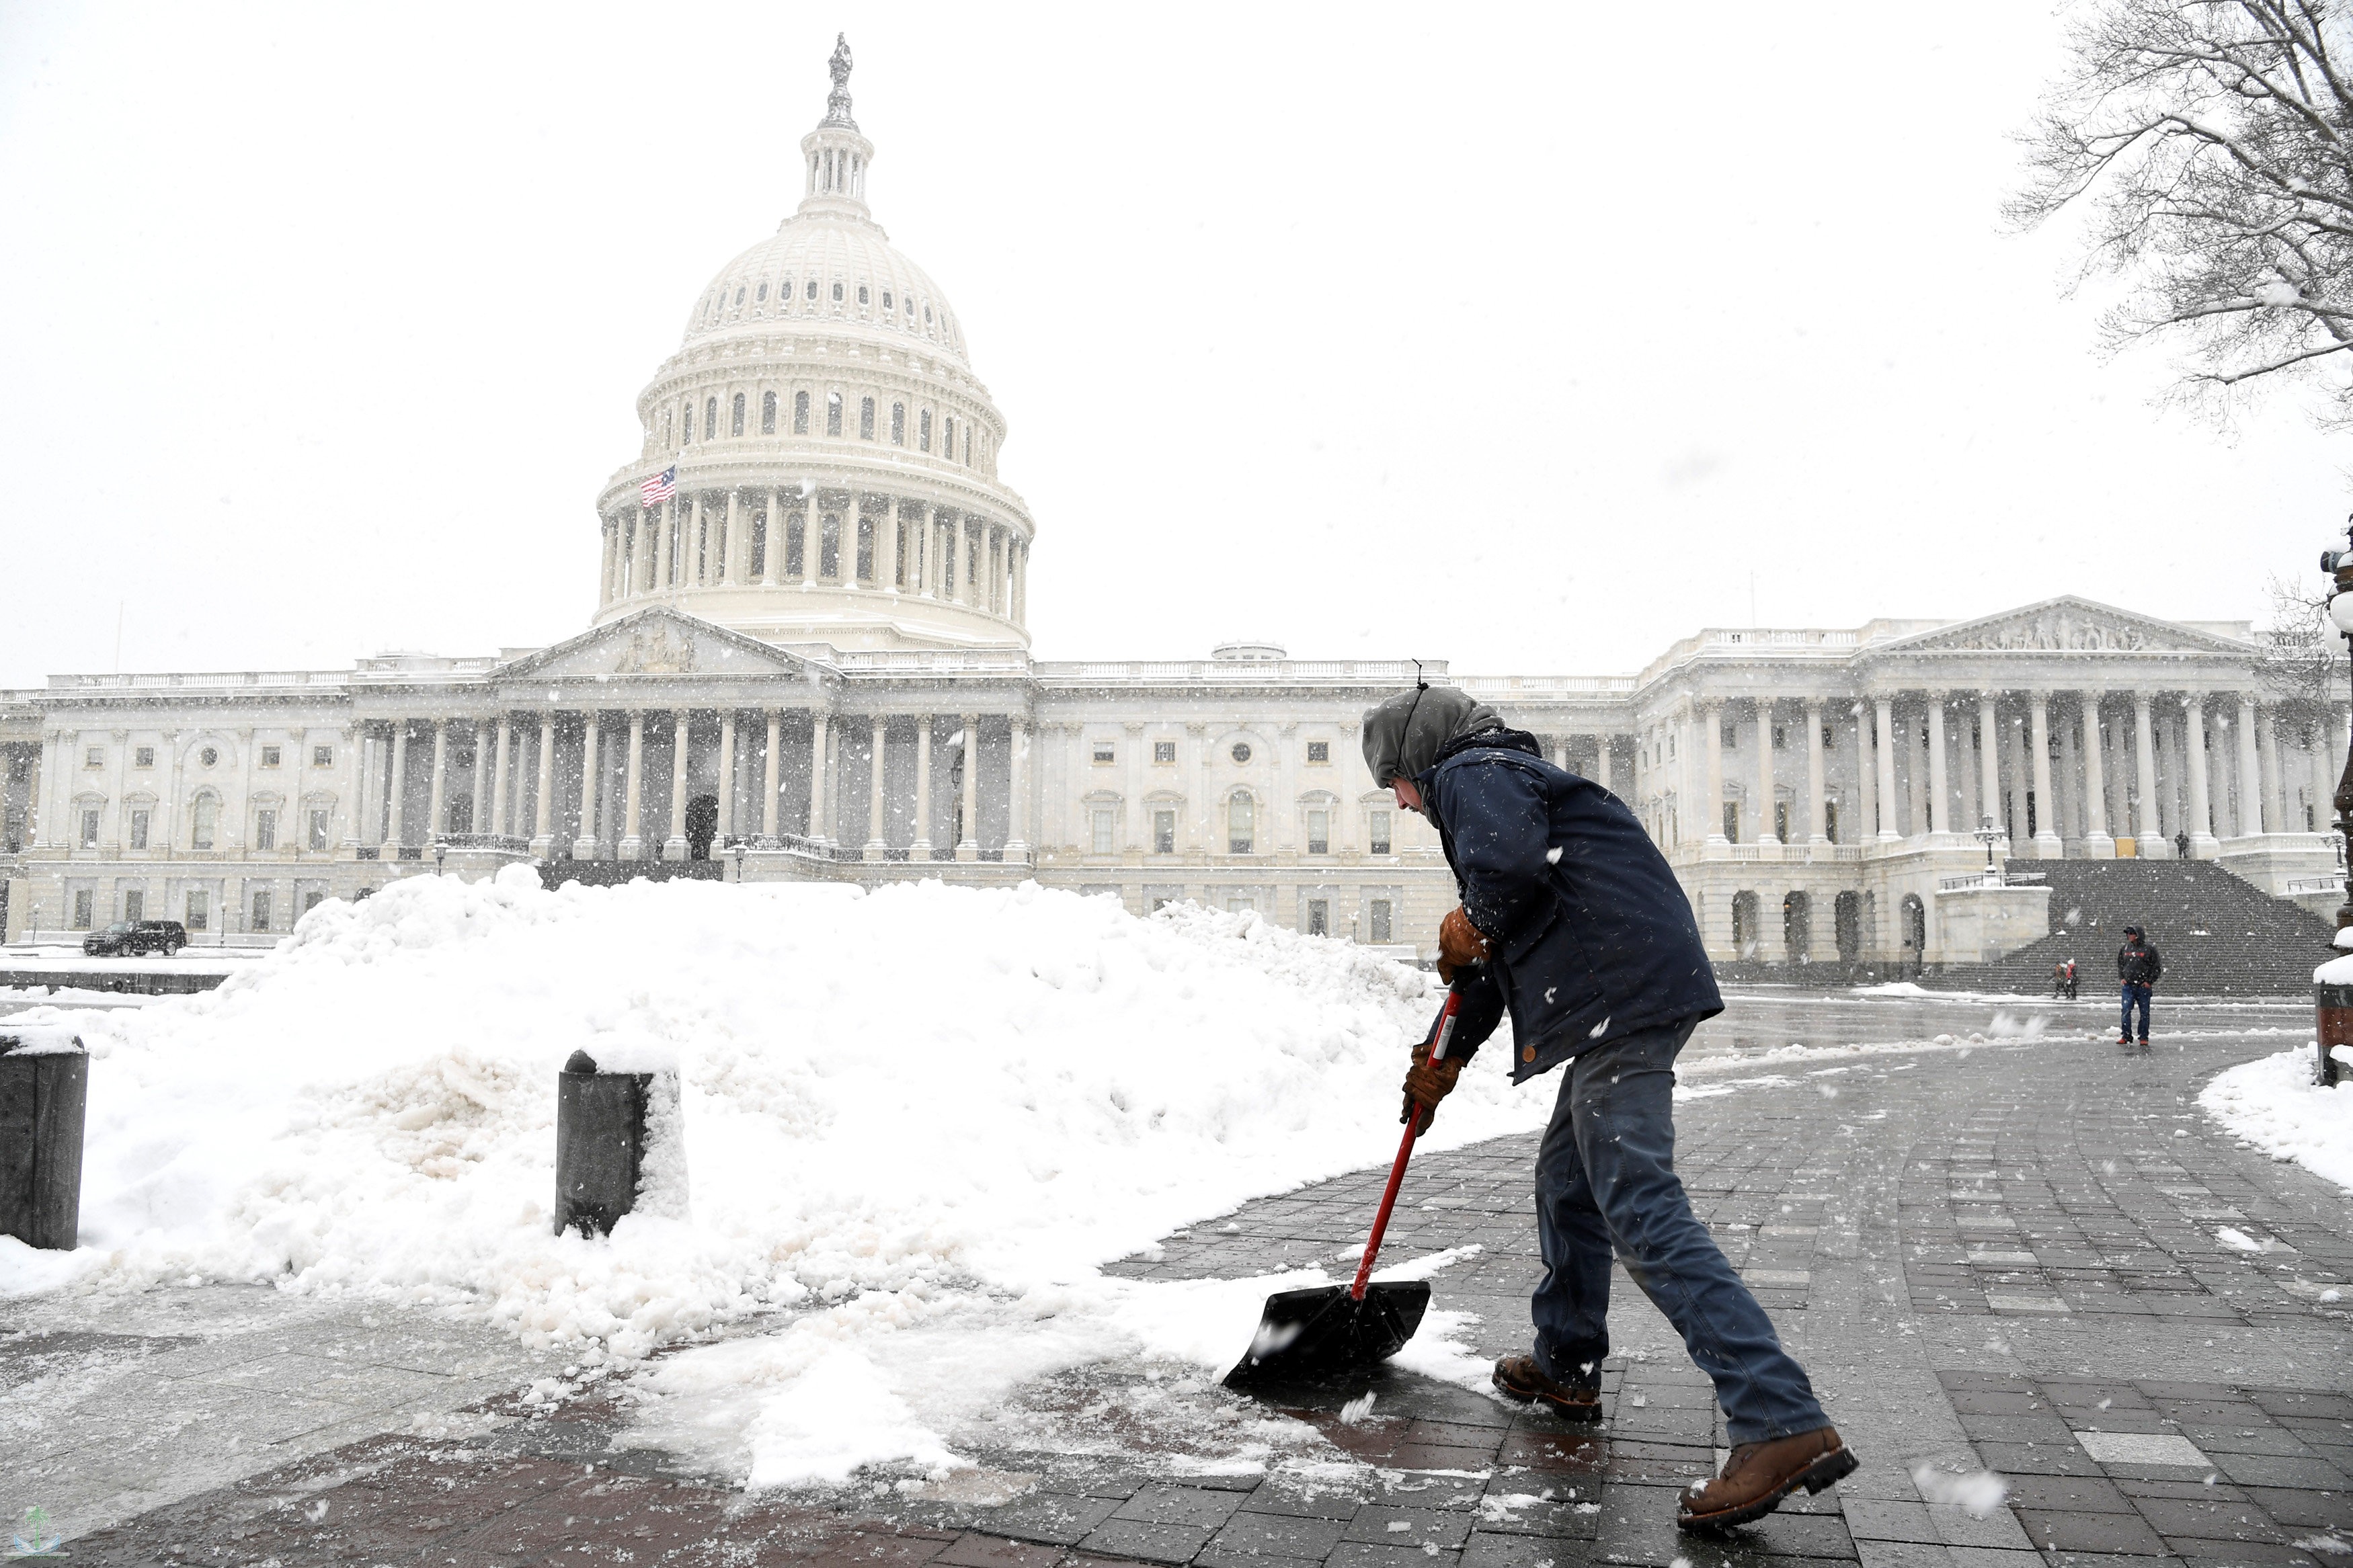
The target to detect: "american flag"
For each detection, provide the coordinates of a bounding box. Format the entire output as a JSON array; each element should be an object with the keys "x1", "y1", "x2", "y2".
[{"x1": 640, "y1": 465, "x2": 677, "y2": 506}]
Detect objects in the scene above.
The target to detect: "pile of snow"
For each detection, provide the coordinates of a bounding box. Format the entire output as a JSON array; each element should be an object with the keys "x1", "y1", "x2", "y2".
[
  {"x1": 2199, "y1": 1042, "x2": 2353, "y2": 1192},
  {"x1": 0, "y1": 871, "x2": 1554, "y2": 1484}
]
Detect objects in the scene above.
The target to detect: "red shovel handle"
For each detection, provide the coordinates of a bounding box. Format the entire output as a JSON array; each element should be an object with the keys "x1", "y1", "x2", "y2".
[{"x1": 1350, "y1": 982, "x2": 1466, "y2": 1301}]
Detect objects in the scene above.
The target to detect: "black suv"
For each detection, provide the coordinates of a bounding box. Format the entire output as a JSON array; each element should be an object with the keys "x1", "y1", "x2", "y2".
[{"x1": 83, "y1": 919, "x2": 188, "y2": 957}]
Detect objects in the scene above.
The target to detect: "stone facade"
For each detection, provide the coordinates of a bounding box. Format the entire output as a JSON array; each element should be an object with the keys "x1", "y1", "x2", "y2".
[{"x1": 1, "y1": 57, "x2": 2338, "y2": 966}]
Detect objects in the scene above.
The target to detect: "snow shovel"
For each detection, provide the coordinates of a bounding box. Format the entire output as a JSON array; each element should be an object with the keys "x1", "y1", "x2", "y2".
[{"x1": 1223, "y1": 978, "x2": 1468, "y2": 1390}]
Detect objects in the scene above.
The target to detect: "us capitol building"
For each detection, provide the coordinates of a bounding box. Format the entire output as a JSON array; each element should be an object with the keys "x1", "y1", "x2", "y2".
[{"x1": 2, "y1": 46, "x2": 2340, "y2": 968}]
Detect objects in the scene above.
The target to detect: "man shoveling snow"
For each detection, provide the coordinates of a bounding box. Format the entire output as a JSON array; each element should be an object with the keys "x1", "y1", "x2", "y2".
[{"x1": 1359, "y1": 683, "x2": 1858, "y2": 1532}]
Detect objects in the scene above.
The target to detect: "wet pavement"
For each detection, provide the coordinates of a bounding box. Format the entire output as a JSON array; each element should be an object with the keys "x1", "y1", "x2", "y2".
[{"x1": 10, "y1": 989, "x2": 2348, "y2": 1568}]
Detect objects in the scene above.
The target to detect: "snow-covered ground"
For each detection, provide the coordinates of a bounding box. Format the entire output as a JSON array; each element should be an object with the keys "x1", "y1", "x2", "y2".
[
  {"x1": 2200, "y1": 1043, "x2": 2353, "y2": 1192},
  {"x1": 0, "y1": 871, "x2": 1558, "y2": 1486}
]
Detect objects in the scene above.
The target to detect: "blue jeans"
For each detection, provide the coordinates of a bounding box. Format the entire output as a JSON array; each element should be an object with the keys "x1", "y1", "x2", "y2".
[
  {"x1": 1531, "y1": 1017, "x2": 1829, "y2": 1444},
  {"x1": 2120, "y1": 983, "x2": 2152, "y2": 1040}
]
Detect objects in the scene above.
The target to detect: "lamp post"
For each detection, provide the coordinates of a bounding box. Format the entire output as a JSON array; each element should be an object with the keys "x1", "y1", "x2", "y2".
[
  {"x1": 1973, "y1": 815, "x2": 2004, "y2": 887},
  {"x1": 730, "y1": 837, "x2": 748, "y2": 884},
  {"x1": 432, "y1": 835, "x2": 448, "y2": 877},
  {"x1": 2325, "y1": 518, "x2": 2353, "y2": 936}
]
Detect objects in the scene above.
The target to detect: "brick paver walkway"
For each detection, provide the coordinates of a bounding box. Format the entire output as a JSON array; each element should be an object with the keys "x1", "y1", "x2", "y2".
[{"x1": 22, "y1": 992, "x2": 2352, "y2": 1568}]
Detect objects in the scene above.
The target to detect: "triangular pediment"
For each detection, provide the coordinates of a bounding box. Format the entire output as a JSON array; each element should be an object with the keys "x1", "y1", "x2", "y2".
[
  {"x1": 1880, "y1": 597, "x2": 2253, "y2": 656},
  {"x1": 498, "y1": 608, "x2": 831, "y2": 683}
]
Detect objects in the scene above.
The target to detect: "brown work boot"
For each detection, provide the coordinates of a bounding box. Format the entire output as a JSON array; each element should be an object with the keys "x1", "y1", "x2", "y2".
[
  {"x1": 1677, "y1": 1426, "x2": 1857, "y2": 1530},
  {"x1": 1490, "y1": 1354, "x2": 1601, "y2": 1422}
]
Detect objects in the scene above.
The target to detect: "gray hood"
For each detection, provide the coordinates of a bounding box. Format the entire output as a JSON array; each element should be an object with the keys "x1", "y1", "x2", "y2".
[{"x1": 1360, "y1": 685, "x2": 1505, "y2": 798}]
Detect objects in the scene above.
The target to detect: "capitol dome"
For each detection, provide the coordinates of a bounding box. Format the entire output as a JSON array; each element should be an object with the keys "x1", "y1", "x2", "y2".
[{"x1": 591, "y1": 38, "x2": 1034, "y2": 653}]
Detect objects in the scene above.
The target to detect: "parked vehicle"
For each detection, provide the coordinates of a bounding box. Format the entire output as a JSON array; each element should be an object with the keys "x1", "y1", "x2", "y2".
[{"x1": 81, "y1": 919, "x2": 188, "y2": 957}]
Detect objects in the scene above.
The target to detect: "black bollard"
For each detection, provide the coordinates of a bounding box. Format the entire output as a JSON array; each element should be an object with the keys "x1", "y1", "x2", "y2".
[
  {"x1": 553, "y1": 1049, "x2": 654, "y2": 1237},
  {"x1": 2319, "y1": 981, "x2": 2352, "y2": 1087},
  {"x1": 1, "y1": 1029, "x2": 89, "y2": 1251}
]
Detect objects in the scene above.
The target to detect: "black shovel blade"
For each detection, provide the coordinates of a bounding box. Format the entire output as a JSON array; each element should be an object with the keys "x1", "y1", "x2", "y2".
[{"x1": 1222, "y1": 1280, "x2": 1431, "y2": 1390}]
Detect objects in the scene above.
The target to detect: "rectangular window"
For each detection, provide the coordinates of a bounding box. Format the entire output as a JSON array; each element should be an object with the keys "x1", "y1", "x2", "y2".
[
  {"x1": 84, "y1": 747, "x2": 103, "y2": 768},
  {"x1": 186, "y1": 890, "x2": 209, "y2": 932},
  {"x1": 820, "y1": 514, "x2": 842, "y2": 579},
  {"x1": 313, "y1": 745, "x2": 333, "y2": 768},
  {"x1": 856, "y1": 515, "x2": 875, "y2": 581},
  {"x1": 751, "y1": 513, "x2": 768, "y2": 579},
  {"x1": 1369, "y1": 809, "x2": 1392, "y2": 855},
  {"x1": 1824, "y1": 801, "x2": 1839, "y2": 843},
  {"x1": 255, "y1": 809, "x2": 277, "y2": 852},
  {"x1": 261, "y1": 745, "x2": 282, "y2": 768},
  {"x1": 3, "y1": 809, "x2": 22, "y2": 854},
  {"x1": 1723, "y1": 802, "x2": 1741, "y2": 843},
  {"x1": 303, "y1": 889, "x2": 325, "y2": 916},
  {"x1": 1307, "y1": 808, "x2": 1329, "y2": 856},
  {"x1": 1153, "y1": 741, "x2": 1175, "y2": 764},
  {"x1": 762, "y1": 390, "x2": 778, "y2": 434},
  {"x1": 859, "y1": 397, "x2": 875, "y2": 440},
  {"x1": 1091, "y1": 807, "x2": 1115, "y2": 854},
  {"x1": 124, "y1": 889, "x2": 145, "y2": 922},
  {"x1": 919, "y1": 408, "x2": 932, "y2": 452},
  {"x1": 134, "y1": 746, "x2": 155, "y2": 768},
  {"x1": 826, "y1": 393, "x2": 842, "y2": 436},
  {"x1": 1227, "y1": 794, "x2": 1254, "y2": 854},
  {"x1": 1369, "y1": 899, "x2": 1392, "y2": 944},
  {"x1": 1153, "y1": 809, "x2": 1175, "y2": 854},
  {"x1": 944, "y1": 416, "x2": 956, "y2": 460},
  {"x1": 787, "y1": 515, "x2": 806, "y2": 577},
  {"x1": 891, "y1": 402, "x2": 905, "y2": 444},
  {"x1": 1722, "y1": 724, "x2": 1739, "y2": 749},
  {"x1": 251, "y1": 890, "x2": 272, "y2": 934},
  {"x1": 308, "y1": 809, "x2": 330, "y2": 852},
  {"x1": 130, "y1": 809, "x2": 150, "y2": 850},
  {"x1": 80, "y1": 809, "x2": 99, "y2": 848},
  {"x1": 1306, "y1": 741, "x2": 1329, "y2": 764},
  {"x1": 731, "y1": 394, "x2": 746, "y2": 437},
  {"x1": 1306, "y1": 898, "x2": 1330, "y2": 937},
  {"x1": 72, "y1": 889, "x2": 93, "y2": 929},
  {"x1": 793, "y1": 390, "x2": 810, "y2": 434},
  {"x1": 1774, "y1": 800, "x2": 1790, "y2": 841},
  {"x1": 192, "y1": 796, "x2": 216, "y2": 850},
  {"x1": 1092, "y1": 741, "x2": 1116, "y2": 764},
  {"x1": 1771, "y1": 726, "x2": 1786, "y2": 750}
]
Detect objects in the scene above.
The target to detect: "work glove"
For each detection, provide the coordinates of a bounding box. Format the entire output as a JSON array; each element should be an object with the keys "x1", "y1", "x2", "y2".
[
  {"x1": 1435, "y1": 905, "x2": 1491, "y2": 984},
  {"x1": 1400, "y1": 1050, "x2": 1464, "y2": 1134}
]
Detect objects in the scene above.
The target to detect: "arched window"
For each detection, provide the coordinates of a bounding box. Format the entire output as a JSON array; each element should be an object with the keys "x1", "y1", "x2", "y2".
[
  {"x1": 682, "y1": 403, "x2": 695, "y2": 443},
  {"x1": 731, "y1": 393, "x2": 746, "y2": 438},
  {"x1": 761, "y1": 390, "x2": 777, "y2": 435},
  {"x1": 826, "y1": 391, "x2": 843, "y2": 437},
  {"x1": 890, "y1": 402, "x2": 905, "y2": 445},
  {"x1": 733, "y1": 286, "x2": 745, "y2": 306},
  {"x1": 756, "y1": 282, "x2": 768, "y2": 302},
  {"x1": 963, "y1": 426, "x2": 972, "y2": 464},
  {"x1": 793, "y1": 390, "x2": 810, "y2": 435},
  {"x1": 805, "y1": 279, "x2": 817, "y2": 300},
  {"x1": 1227, "y1": 793, "x2": 1255, "y2": 855},
  {"x1": 919, "y1": 408, "x2": 932, "y2": 452},
  {"x1": 882, "y1": 290, "x2": 894, "y2": 310},
  {"x1": 943, "y1": 416, "x2": 955, "y2": 460},
  {"x1": 661, "y1": 409, "x2": 673, "y2": 448},
  {"x1": 705, "y1": 397, "x2": 718, "y2": 440},
  {"x1": 832, "y1": 281, "x2": 844, "y2": 302},
  {"x1": 859, "y1": 396, "x2": 875, "y2": 440},
  {"x1": 191, "y1": 794, "x2": 218, "y2": 850},
  {"x1": 858, "y1": 284, "x2": 870, "y2": 306},
  {"x1": 924, "y1": 304, "x2": 933, "y2": 325}
]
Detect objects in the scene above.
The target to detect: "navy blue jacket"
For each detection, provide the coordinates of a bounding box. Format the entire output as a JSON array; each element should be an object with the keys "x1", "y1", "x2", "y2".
[{"x1": 1419, "y1": 728, "x2": 1722, "y2": 1081}]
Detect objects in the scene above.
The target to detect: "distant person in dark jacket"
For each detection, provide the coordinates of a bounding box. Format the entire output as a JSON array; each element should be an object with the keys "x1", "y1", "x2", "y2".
[
  {"x1": 2117, "y1": 925, "x2": 2163, "y2": 1047},
  {"x1": 1361, "y1": 685, "x2": 1854, "y2": 1532}
]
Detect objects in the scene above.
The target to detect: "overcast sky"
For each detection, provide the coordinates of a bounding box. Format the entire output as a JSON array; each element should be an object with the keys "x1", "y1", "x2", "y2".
[{"x1": 1, "y1": 2, "x2": 2344, "y2": 688}]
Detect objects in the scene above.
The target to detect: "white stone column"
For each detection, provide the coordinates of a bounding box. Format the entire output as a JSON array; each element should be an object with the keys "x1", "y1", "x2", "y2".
[
  {"x1": 468, "y1": 722, "x2": 489, "y2": 839},
  {"x1": 879, "y1": 500, "x2": 900, "y2": 593},
  {"x1": 2184, "y1": 698, "x2": 2218, "y2": 855},
  {"x1": 1976, "y1": 693, "x2": 2002, "y2": 841},
  {"x1": 2131, "y1": 692, "x2": 2165, "y2": 855},
  {"x1": 2258, "y1": 705, "x2": 2285, "y2": 835},
  {"x1": 2308, "y1": 716, "x2": 2333, "y2": 834},
  {"x1": 912, "y1": 716, "x2": 934, "y2": 860},
  {"x1": 865, "y1": 715, "x2": 888, "y2": 860},
  {"x1": 847, "y1": 491, "x2": 867, "y2": 585},
  {"x1": 762, "y1": 489, "x2": 782, "y2": 585},
  {"x1": 797, "y1": 497, "x2": 816, "y2": 585},
  {"x1": 724, "y1": 489, "x2": 744, "y2": 584},
  {"x1": 1702, "y1": 702, "x2": 1727, "y2": 843},
  {"x1": 760, "y1": 710, "x2": 781, "y2": 841},
  {"x1": 354, "y1": 729, "x2": 377, "y2": 848},
  {"x1": 2056, "y1": 706, "x2": 2081, "y2": 848},
  {"x1": 2237, "y1": 697, "x2": 2266, "y2": 837},
  {"x1": 1006, "y1": 716, "x2": 1031, "y2": 860},
  {"x1": 1873, "y1": 697, "x2": 1901, "y2": 842},
  {"x1": 1591, "y1": 733, "x2": 1613, "y2": 793},
  {"x1": 386, "y1": 721, "x2": 410, "y2": 854},
  {"x1": 1748, "y1": 702, "x2": 1776, "y2": 845},
  {"x1": 1925, "y1": 692, "x2": 1950, "y2": 839},
  {"x1": 716, "y1": 711, "x2": 737, "y2": 842},
  {"x1": 621, "y1": 712, "x2": 645, "y2": 860},
  {"x1": 574, "y1": 714, "x2": 601, "y2": 859},
  {"x1": 1802, "y1": 701, "x2": 1827, "y2": 844},
  {"x1": 960, "y1": 522, "x2": 978, "y2": 608},
  {"x1": 530, "y1": 715, "x2": 556, "y2": 857},
  {"x1": 2081, "y1": 691, "x2": 2114, "y2": 856},
  {"x1": 1851, "y1": 704, "x2": 1875, "y2": 848},
  {"x1": 660, "y1": 712, "x2": 690, "y2": 860},
  {"x1": 2028, "y1": 692, "x2": 2061, "y2": 857},
  {"x1": 809, "y1": 711, "x2": 831, "y2": 843},
  {"x1": 956, "y1": 713, "x2": 980, "y2": 860},
  {"x1": 427, "y1": 720, "x2": 448, "y2": 838},
  {"x1": 490, "y1": 718, "x2": 512, "y2": 839}
]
